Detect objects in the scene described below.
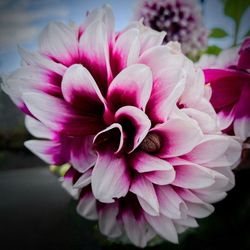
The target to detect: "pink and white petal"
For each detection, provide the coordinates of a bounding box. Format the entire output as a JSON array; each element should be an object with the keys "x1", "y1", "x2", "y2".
[
  {"x1": 24, "y1": 139, "x2": 70, "y2": 165},
  {"x1": 98, "y1": 202, "x2": 122, "y2": 238},
  {"x1": 23, "y1": 92, "x2": 105, "y2": 136},
  {"x1": 152, "y1": 118, "x2": 203, "y2": 158},
  {"x1": 73, "y1": 169, "x2": 92, "y2": 189},
  {"x1": 122, "y1": 210, "x2": 155, "y2": 248},
  {"x1": 77, "y1": 190, "x2": 98, "y2": 220},
  {"x1": 61, "y1": 178, "x2": 79, "y2": 200},
  {"x1": 182, "y1": 108, "x2": 217, "y2": 133},
  {"x1": 62, "y1": 64, "x2": 105, "y2": 113},
  {"x1": 115, "y1": 106, "x2": 151, "y2": 153},
  {"x1": 145, "y1": 213, "x2": 178, "y2": 244},
  {"x1": 25, "y1": 116, "x2": 53, "y2": 139},
  {"x1": 79, "y1": 20, "x2": 111, "y2": 95},
  {"x1": 212, "y1": 167, "x2": 235, "y2": 191},
  {"x1": 131, "y1": 152, "x2": 175, "y2": 185},
  {"x1": 184, "y1": 135, "x2": 230, "y2": 164},
  {"x1": 81, "y1": 4, "x2": 114, "y2": 43},
  {"x1": 130, "y1": 175, "x2": 159, "y2": 216},
  {"x1": 169, "y1": 159, "x2": 215, "y2": 189},
  {"x1": 39, "y1": 22, "x2": 78, "y2": 66},
  {"x1": 91, "y1": 150, "x2": 130, "y2": 203},
  {"x1": 18, "y1": 47, "x2": 66, "y2": 76},
  {"x1": 93, "y1": 123, "x2": 124, "y2": 154},
  {"x1": 174, "y1": 216, "x2": 198, "y2": 228},
  {"x1": 176, "y1": 188, "x2": 214, "y2": 218},
  {"x1": 107, "y1": 64, "x2": 153, "y2": 111},
  {"x1": 124, "y1": 20, "x2": 166, "y2": 54},
  {"x1": 146, "y1": 71, "x2": 186, "y2": 123},
  {"x1": 217, "y1": 104, "x2": 236, "y2": 130},
  {"x1": 156, "y1": 185, "x2": 187, "y2": 219},
  {"x1": 70, "y1": 136, "x2": 96, "y2": 173},
  {"x1": 111, "y1": 28, "x2": 140, "y2": 76},
  {"x1": 203, "y1": 137, "x2": 242, "y2": 168},
  {"x1": 193, "y1": 189, "x2": 227, "y2": 203}
]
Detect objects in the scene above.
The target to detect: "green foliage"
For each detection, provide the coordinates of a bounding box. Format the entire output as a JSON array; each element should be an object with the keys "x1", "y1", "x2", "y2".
[
  {"x1": 204, "y1": 45, "x2": 222, "y2": 55},
  {"x1": 224, "y1": 0, "x2": 250, "y2": 27},
  {"x1": 209, "y1": 27, "x2": 229, "y2": 38},
  {"x1": 244, "y1": 29, "x2": 250, "y2": 37}
]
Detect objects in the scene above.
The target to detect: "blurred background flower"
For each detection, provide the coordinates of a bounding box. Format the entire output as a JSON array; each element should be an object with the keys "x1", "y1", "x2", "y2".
[{"x1": 135, "y1": 0, "x2": 208, "y2": 58}]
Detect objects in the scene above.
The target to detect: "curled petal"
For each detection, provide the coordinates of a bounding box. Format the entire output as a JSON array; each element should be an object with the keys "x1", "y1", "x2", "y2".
[
  {"x1": 115, "y1": 106, "x2": 151, "y2": 153},
  {"x1": 73, "y1": 169, "x2": 92, "y2": 189}
]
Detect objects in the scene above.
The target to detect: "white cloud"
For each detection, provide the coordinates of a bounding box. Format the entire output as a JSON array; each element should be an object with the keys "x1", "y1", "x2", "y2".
[{"x1": 0, "y1": 0, "x2": 69, "y2": 52}]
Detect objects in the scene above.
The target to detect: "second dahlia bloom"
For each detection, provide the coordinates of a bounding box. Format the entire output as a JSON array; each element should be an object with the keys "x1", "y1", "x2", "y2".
[
  {"x1": 135, "y1": 0, "x2": 208, "y2": 57},
  {"x1": 2, "y1": 5, "x2": 241, "y2": 247},
  {"x1": 200, "y1": 37, "x2": 250, "y2": 143}
]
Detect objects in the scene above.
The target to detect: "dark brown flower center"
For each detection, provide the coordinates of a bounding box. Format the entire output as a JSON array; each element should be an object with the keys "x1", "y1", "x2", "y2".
[{"x1": 140, "y1": 132, "x2": 161, "y2": 153}]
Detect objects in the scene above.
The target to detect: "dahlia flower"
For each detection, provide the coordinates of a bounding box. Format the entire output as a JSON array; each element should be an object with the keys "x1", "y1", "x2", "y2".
[
  {"x1": 200, "y1": 37, "x2": 250, "y2": 144},
  {"x1": 135, "y1": 0, "x2": 208, "y2": 57},
  {"x1": 2, "y1": 5, "x2": 241, "y2": 247}
]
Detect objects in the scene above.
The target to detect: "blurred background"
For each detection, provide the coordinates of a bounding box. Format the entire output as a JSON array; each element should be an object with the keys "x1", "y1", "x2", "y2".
[{"x1": 0, "y1": 0, "x2": 250, "y2": 249}]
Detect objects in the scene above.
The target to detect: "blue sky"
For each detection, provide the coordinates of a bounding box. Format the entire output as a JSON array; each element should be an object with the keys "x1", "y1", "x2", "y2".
[{"x1": 0, "y1": 0, "x2": 249, "y2": 75}]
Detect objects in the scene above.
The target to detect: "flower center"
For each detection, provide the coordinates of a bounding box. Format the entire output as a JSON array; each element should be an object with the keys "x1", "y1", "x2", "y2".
[{"x1": 140, "y1": 132, "x2": 161, "y2": 153}]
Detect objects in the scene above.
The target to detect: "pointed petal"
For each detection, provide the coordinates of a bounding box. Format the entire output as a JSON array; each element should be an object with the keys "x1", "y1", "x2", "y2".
[
  {"x1": 111, "y1": 28, "x2": 140, "y2": 76},
  {"x1": 23, "y1": 92, "x2": 105, "y2": 136},
  {"x1": 24, "y1": 139, "x2": 70, "y2": 165},
  {"x1": 115, "y1": 106, "x2": 151, "y2": 153},
  {"x1": 130, "y1": 175, "x2": 159, "y2": 216},
  {"x1": 170, "y1": 159, "x2": 215, "y2": 189},
  {"x1": 79, "y1": 19, "x2": 110, "y2": 95},
  {"x1": 131, "y1": 152, "x2": 175, "y2": 185},
  {"x1": 25, "y1": 116, "x2": 53, "y2": 139},
  {"x1": 91, "y1": 150, "x2": 130, "y2": 203},
  {"x1": 184, "y1": 135, "x2": 230, "y2": 164},
  {"x1": 107, "y1": 64, "x2": 153, "y2": 111},
  {"x1": 61, "y1": 64, "x2": 105, "y2": 113},
  {"x1": 152, "y1": 118, "x2": 203, "y2": 158},
  {"x1": 39, "y1": 22, "x2": 78, "y2": 66},
  {"x1": 145, "y1": 213, "x2": 178, "y2": 244}
]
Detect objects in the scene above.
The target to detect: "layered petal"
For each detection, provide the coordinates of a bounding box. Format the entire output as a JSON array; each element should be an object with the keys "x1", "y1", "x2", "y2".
[
  {"x1": 152, "y1": 118, "x2": 203, "y2": 158},
  {"x1": 130, "y1": 152, "x2": 175, "y2": 185}
]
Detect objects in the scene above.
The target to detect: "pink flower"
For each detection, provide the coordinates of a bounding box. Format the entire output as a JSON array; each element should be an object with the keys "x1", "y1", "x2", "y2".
[
  {"x1": 2, "y1": 5, "x2": 241, "y2": 247},
  {"x1": 202, "y1": 37, "x2": 250, "y2": 142},
  {"x1": 134, "y1": 0, "x2": 208, "y2": 57}
]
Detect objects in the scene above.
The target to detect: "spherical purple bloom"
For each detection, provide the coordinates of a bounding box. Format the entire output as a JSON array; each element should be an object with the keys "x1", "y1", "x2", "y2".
[
  {"x1": 2, "y1": 5, "x2": 241, "y2": 247},
  {"x1": 135, "y1": 0, "x2": 208, "y2": 57}
]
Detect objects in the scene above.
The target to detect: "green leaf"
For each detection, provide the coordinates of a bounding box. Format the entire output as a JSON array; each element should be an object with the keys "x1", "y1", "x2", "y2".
[
  {"x1": 205, "y1": 45, "x2": 222, "y2": 56},
  {"x1": 224, "y1": 0, "x2": 250, "y2": 26},
  {"x1": 209, "y1": 28, "x2": 229, "y2": 38}
]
